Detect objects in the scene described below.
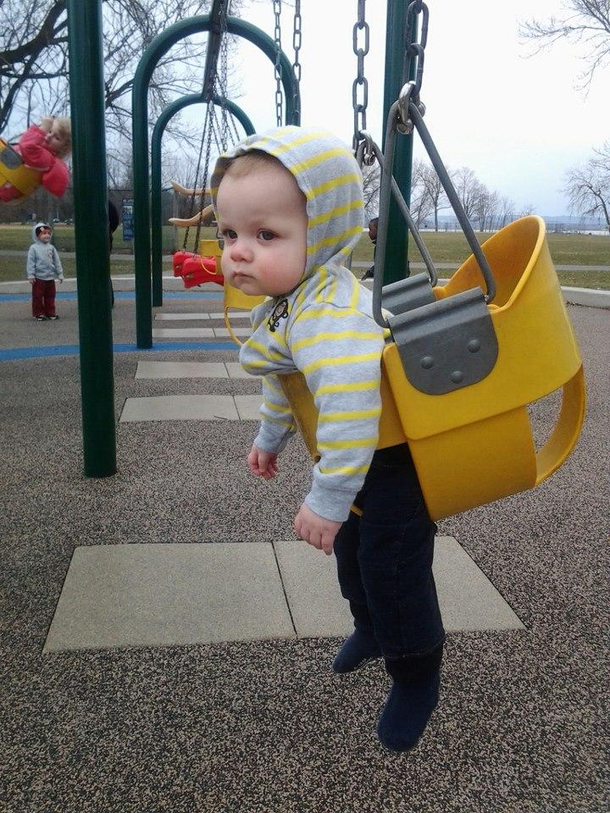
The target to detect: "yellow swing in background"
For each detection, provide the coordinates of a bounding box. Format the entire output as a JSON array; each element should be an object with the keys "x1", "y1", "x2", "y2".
[
  {"x1": 197, "y1": 238, "x2": 265, "y2": 344},
  {"x1": 0, "y1": 138, "x2": 41, "y2": 200}
]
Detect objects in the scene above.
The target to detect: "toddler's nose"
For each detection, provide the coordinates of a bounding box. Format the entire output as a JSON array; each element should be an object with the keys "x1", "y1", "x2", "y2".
[{"x1": 229, "y1": 238, "x2": 253, "y2": 262}]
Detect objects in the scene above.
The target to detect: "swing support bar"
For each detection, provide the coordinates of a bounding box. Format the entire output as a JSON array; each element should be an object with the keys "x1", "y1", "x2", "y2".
[{"x1": 132, "y1": 15, "x2": 300, "y2": 348}]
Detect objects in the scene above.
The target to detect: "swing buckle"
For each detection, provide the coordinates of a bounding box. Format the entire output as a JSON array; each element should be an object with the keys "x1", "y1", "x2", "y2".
[
  {"x1": 388, "y1": 287, "x2": 498, "y2": 395},
  {"x1": 397, "y1": 82, "x2": 425, "y2": 135}
]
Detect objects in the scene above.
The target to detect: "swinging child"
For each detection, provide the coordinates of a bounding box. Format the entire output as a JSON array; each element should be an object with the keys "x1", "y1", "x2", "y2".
[
  {"x1": 212, "y1": 125, "x2": 445, "y2": 753},
  {"x1": 0, "y1": 116, "x2": 71, "y2": 203}
]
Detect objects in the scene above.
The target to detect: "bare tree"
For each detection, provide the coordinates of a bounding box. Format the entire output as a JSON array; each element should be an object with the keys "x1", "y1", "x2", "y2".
[
  {"x1": 362, "y1": 162, "x2": 381, "y2": 220},
  {"x1": 409, "y1": 158, "x2": 434, "y2": 228},
  {"x1": 474, "y1": 188, "x2": 501, "y2": 232},
  {"x1": 519, "y1": 0, "x2": 610, "y2": 89},
  {"x1": 517, "y1": 204, "x2": 536, "y2": 218},
  {"x1": 564, "y1": 141, "x2": 610, "y2": 230},
  {"x1": 420, "y1": 163, "x2": 449, "y2": 231},
  {"x1": 497, "y1": 195, "x2": 516, "y2": 229},
  {"x1": 0, "y1": 0, "x2": 248, "y2": 138},
  {"x1": 453, "y1": 166, "x2": 483, "y2": 221}
]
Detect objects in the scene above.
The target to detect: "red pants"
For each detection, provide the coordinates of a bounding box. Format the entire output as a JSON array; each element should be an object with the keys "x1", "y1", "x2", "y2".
[{"x1": 31, "y1": 279, "x2": 57, "y2": 318}]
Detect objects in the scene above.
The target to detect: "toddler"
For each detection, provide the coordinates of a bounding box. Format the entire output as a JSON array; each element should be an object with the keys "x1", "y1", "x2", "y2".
[
  {"x1": 212, "y1": 126, "x2": 445, "y2": 752},
  {"x1": 27, "y1": 222, "x2": 64, "y2": 321},
  {"x1": 0, "y1": 116, "x2": 71, "y2": 202}
]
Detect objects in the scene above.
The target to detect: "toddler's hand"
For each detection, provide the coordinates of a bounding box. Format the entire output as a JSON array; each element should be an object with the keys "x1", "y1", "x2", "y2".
[
  {"x1": 247, "y1": 444, "x2": 279, "y2": 480},
  {"x1": 294, "y1": 502, "x2": 342, "y2": 556},
  {"x1": 29, "y1": 278, "x2": 35, "y2": 286}
]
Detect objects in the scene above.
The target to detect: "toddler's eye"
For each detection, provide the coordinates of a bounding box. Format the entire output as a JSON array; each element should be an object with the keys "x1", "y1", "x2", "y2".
[
  {"x1": 259, "y1": 230, "x2": 275, "y2": 241},
  {"x1": 222, "y1": 229, "x2": 237, "y2": 240}
]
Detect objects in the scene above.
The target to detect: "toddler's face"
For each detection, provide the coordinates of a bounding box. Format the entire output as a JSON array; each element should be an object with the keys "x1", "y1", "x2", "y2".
[
  {"x1": 37, "y1": 227, "x2": 52, "y2": 243},
  {"x1": 216, "y1": 160, "x2": 308, "y2": 298},
  {"x1": 44, "y1": 122, "x2": 66, "y2": 155}
]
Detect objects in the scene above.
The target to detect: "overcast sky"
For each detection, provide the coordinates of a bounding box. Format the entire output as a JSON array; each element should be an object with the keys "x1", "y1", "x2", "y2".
[{"x1": 229, "y1": 0, "x2": 609, "y2": 217}]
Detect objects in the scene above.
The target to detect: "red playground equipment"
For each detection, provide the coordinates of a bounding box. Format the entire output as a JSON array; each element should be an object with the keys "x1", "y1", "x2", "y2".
[{"x1": 172, "y1": 250, "x2": 223, "y2": 288}]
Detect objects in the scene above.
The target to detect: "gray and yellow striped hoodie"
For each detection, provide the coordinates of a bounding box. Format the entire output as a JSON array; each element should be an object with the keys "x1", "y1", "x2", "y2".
[{"x1": 211, "y1": 126, "x2": 385, "y2": 522}]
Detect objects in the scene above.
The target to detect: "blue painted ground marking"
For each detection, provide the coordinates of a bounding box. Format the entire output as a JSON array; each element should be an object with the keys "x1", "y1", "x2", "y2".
[{"x1": 0, "y1": 341, "x2": 237, "y2": 363}]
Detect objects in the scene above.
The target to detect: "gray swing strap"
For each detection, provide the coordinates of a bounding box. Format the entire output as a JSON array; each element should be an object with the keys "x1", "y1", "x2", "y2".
[
  {"x1": 370, "y1": 91, "x2": 500, "y2": 394},
  {"x1": 0, "y1": 141, "x2": 23, "y2": 170}
]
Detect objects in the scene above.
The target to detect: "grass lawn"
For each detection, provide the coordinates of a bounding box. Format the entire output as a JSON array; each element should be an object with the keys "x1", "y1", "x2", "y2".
[{"x1": 1, "y1": 224, "x2": 608, "y2": 289}]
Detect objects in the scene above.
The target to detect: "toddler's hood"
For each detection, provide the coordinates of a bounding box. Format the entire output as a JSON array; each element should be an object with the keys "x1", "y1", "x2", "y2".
[
  {"x1": 32, "y1": 221, "x2": 52, "y2": 242},
  {"x1": 211, "y1": 126, "x2": 364, "y2": 281}
]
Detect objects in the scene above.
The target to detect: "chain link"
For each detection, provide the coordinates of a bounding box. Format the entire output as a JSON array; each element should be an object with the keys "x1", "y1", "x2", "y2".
[
  {"x1": 352, "y1": 0, "x2": 370, "y2": 152},
  {"x1": 273, "y1": 0, "x2": 284, "y2": 127},
  {"x1": 403, "y1": 0, "x2": 429, "y2": 95},
  {"x1": 292, "y1": 0, "x2": 302, "y2": 121}
]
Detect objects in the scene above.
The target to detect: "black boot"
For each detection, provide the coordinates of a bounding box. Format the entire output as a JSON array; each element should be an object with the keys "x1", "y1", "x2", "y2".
[
  {"x1": 332, "y1": 628, "x2": 382, "y2": 674},
  {"x1": 377, "y1": 644, "x2": 443, "y2": 752}
]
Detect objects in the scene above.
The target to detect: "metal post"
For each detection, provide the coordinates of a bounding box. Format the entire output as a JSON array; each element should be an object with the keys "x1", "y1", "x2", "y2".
[
  {"x1": 382, "y1": 0, "x2": 417, "y2": 284},
  {"x1": 66, "y1": 0, "x2": 116, "y2": 477}
]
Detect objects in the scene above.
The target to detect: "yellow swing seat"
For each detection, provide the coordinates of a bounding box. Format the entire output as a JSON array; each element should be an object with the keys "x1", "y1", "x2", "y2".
[
  {"x1": 198, "y1": 238, "x2": 265, "y2": 344},
  {"x1": 281, "y1": 215, "x2": 586, "y2": 521},
  {"x1": 0, "y1": 138, "x2": 41, "y2": 198}
]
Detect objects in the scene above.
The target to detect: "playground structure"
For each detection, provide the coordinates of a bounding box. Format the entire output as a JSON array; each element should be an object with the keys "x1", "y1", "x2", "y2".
[{"x1": 63, "y1": 0, "x2": 584, "y2": 520}]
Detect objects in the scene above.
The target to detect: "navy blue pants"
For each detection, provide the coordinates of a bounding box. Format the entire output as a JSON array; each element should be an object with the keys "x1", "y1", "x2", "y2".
[{"x1": 334, "y1": 444, "x2": 445, "y2": 682}]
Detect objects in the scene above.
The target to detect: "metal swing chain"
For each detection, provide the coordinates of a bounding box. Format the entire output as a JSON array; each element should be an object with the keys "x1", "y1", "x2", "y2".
[
  {"x1": 218, "y1": 26, "x2": 230, "y2": 151},
  {"x1": 352, "y1": 0, "x2": 370, "y2": 154},
  {"x1": 397, "y1": 0, "x2": 428, "y2": 135},
  {"x1": 273, "y1": 0, "x2": 284, "y2": 127},
  {"x1": 292, "y1": 0, "x2": 302, "y2": 122},
  {"x1": 389, "y1": 0, "x2": 496, "y2": 302},
  {"x1": 192, "y1": 109, "x2": 216, "y2": 250}
]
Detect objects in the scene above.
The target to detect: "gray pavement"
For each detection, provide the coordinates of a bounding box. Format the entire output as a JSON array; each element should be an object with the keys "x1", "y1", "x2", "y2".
[{"x1": 1, "y1": 281, "x2": 608, "y2": 812}]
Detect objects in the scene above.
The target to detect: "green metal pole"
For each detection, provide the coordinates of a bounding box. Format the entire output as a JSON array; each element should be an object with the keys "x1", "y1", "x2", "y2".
[
  {"x1": 382, "y1": 0, "x2": 417, "y2": 284},
  {"x1": 133, "y1": 15, "x2": 299, "y2": 348},
  {"x1": 151, "y1": 96, "x2": 255, "y2": 307},
  {"x1": 66, "y1": 0, "x2": 116, "y2": 477}
]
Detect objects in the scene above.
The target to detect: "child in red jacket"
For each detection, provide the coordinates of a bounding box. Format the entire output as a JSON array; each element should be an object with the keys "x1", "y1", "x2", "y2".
[{"x1": 0, "y1": 116, "x2": 71, "y2": 202}]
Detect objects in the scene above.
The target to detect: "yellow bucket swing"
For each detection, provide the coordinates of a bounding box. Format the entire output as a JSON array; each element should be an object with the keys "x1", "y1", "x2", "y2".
[
  {"x1": 278, "y1": 87, "x2": 585, "y2": 521},
  {"x1": 0, "y1": 138, "x2": 42, "y2": 200},
  {"x1": 195, "y1": 238, "x2": 265, "y2": 344}
]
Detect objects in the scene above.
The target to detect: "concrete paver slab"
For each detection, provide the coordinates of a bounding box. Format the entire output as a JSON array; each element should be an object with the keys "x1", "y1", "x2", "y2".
[
  {"x1": 225, "y1": 362, "x2": 252, "y2": 379},
  {"x1": 152, "y1": 328, "x2": 215, "y2": 338},
  {"x1": 43, "y1": 543, "x2": 295, "y2": 652},
  {"x1": 154, "y1": 313, "x2": 211, "y2": 320},
  {"x1": 433, "y1": 536, "x2": 525, "y2": 630},
  {"x1": 234, "y1": 394, "x2": 264, "y2": 420},
  {"x1": 120, "y1": 394, "x2": 239, "y2": 422},
  {"x1": 135, "y1": 361, "x2": 229, "y2": 379},
  {"x1": 214, "y1": 327, "x2": 251, "y2": 338},
  {"x1": 274, "y1": 536, "x2": 525, "y2": 638},
  {"x1": 209, "y1": 312, "x2": 249, "y2": 321},
  {"x1": 273, "y1": 540, "x2": 351, "y2": 638}
]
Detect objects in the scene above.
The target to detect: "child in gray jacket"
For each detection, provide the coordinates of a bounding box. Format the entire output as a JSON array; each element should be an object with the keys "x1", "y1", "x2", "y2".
[
  {"x1": 212, "y1": 126, "x2": 445, "y2": 753},
  {"x1": 27, "y1": 222, "x2": 64, "y2": 320}
]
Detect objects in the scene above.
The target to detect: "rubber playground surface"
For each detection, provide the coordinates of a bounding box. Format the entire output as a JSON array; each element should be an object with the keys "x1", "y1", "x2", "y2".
[{"x1": 1, "y1": 278, "x2": 608, "y2": 812}]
